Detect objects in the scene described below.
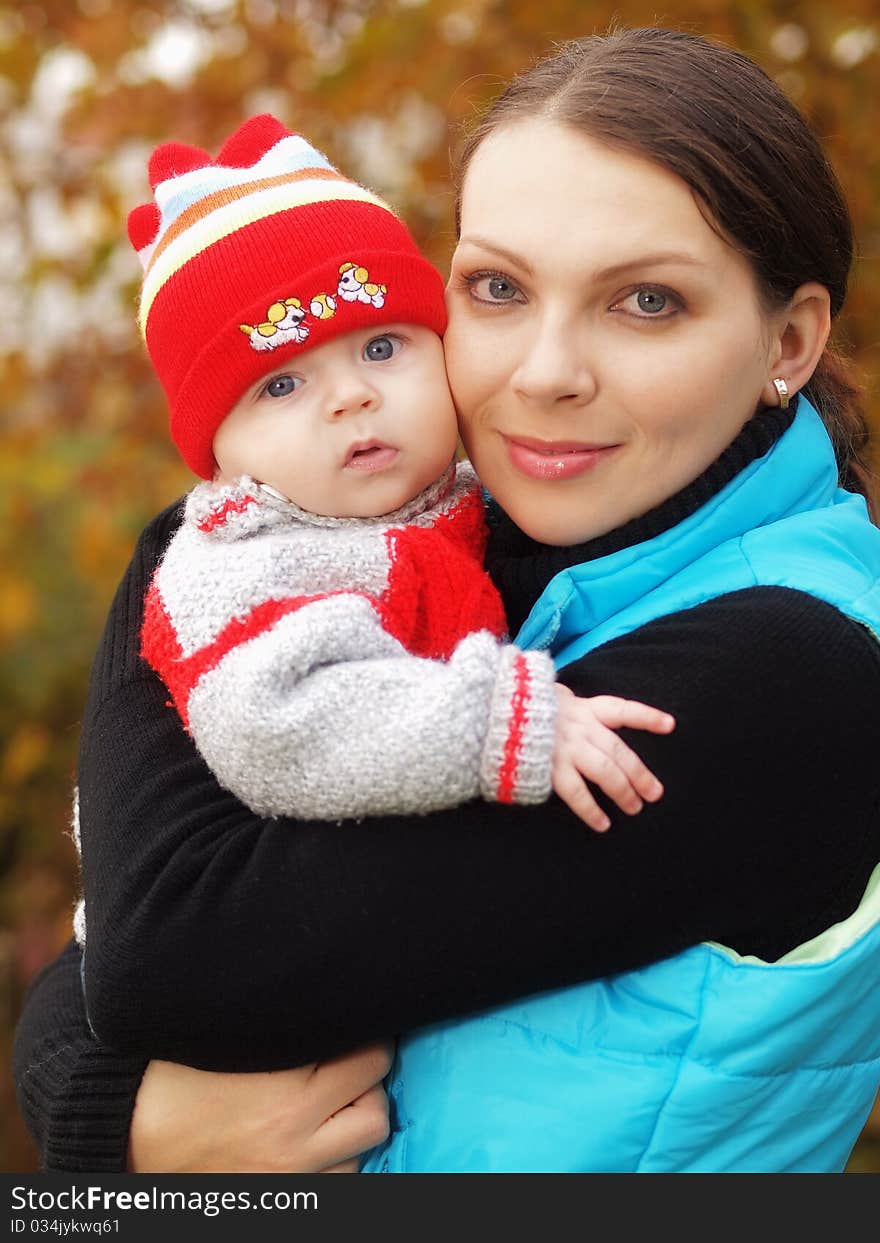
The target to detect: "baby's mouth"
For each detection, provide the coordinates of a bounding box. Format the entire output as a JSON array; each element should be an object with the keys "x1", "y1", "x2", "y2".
[{"x1": 344, "y1": 441, "x2": 399, "y2": 472}]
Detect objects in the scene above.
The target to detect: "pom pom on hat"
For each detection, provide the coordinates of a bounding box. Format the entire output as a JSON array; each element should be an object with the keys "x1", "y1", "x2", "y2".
[
  {"x1": 215, "y1": 113, "x2": 289, "y2": 167},
  {"x1": 148, "y1": 142, "x2": 213, "y2": 190},
  {"x1": 127, "y1": 202, "x2": 160, "y2": 253},
  {"x1": 130, "y1": 115, "x2": 447, "y2": 479}
]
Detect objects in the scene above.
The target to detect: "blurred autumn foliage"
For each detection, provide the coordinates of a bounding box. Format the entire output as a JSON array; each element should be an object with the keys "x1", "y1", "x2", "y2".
[{"x1": 2, "y1": 0, "x2": 879, "y2": 1173}]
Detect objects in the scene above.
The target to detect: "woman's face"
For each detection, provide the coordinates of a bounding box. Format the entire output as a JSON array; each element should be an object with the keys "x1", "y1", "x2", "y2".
[{"x1": 445, "y1": 119, "x2": 779, "y2": 545}]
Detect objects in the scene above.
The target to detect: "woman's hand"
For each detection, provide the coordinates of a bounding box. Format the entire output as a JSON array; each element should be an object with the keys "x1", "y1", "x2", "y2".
[
  {"x1": 552, "y1": 685, "x2": 675, "y2": 831},
  {"x1": 128, "y1": 1042, "x2": 392, "y2": 1173}
]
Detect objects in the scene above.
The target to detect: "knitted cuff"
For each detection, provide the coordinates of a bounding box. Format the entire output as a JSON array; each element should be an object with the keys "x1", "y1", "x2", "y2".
[
  {"x1": 480, "y1": 647, "x2": 557, "y2": 804},
  {"x1": 13, "y1": 941, "x2": 148, "y2": 1173},
  {"x1": 17, "y1": 1035, "x2": 147, "y2": 1173},
  {"x1": 47, "y1": 1047, "x2": 147, "y2": 1173}
]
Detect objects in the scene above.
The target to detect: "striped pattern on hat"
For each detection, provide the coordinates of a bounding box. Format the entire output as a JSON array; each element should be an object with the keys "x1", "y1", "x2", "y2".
[{"x1": 128, "y1": 114, "x2": 447, "y2": 479}]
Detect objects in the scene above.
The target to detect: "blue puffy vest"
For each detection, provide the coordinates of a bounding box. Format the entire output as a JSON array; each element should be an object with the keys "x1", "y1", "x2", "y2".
[{"x1": 362, "y1": 400, "x2": 880, "y2": 1172}]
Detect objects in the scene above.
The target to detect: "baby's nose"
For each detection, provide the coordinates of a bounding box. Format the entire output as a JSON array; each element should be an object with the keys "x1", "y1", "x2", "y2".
[{"x1": 327, "y1": 379, "x2": 379, "y2": 419}]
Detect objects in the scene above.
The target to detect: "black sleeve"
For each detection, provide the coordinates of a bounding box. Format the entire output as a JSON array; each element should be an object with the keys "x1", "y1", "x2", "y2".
[
  {"x1": 12, "y1": 939, "x2": 146, "y2": 1172},
  {"x1": 76, "y1": 497, "x2": 880, "y2": 1072},
  {"x1": 555, "y1": 588, "x2": 880, "y2": 961}
]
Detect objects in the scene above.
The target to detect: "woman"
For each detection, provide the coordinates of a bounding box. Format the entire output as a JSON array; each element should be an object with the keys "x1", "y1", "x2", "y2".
[{"x1": 14, "y1": 26, "x2": 880, "y2": 1173}]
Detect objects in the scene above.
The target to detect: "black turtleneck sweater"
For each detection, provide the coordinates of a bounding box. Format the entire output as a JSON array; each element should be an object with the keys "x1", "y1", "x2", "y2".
[{"x1": 14, "y1": 408, "x2": 880, "y2": 1171}]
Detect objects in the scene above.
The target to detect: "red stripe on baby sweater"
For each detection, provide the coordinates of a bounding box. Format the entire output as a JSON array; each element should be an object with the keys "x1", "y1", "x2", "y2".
[
  {"x1": 140, "y1": 580, "x2": 343, "y2": 730},
  {"x1": 495, "y1": 653, "x2": 531, "y2": 803},
  {"x1": 196, "y1": 494, "x2": 258, "y2": 533}
]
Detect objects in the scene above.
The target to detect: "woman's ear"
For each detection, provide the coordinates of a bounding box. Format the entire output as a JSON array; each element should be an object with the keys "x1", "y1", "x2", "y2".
[{"x1": 760, "y1": 282, "x2": 831, "y2": 408}]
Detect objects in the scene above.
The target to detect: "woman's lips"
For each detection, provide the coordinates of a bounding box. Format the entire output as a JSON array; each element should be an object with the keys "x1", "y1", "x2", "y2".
[
  {"x1": 504, "y1": 435, "x2": 620, "y2": 480},
  {"x1": 344, "y1": 441, "x2": 399, "y2": 472}
]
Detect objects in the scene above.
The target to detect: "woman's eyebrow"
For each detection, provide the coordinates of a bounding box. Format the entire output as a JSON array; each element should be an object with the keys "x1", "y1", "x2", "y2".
[
  {"x1": 456, "y1": 240, "x2": 707, "y2": 282},
  {"x1": 593, "y1": 253, "x2": 707, "y2": 280},
  {"x1": 456, "y1": 236, "x2": 534, "y2": 276}
]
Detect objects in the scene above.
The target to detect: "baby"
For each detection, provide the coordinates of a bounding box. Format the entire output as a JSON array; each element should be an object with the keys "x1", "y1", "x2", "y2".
[{"x1": 126, "y1": 114, "x2": 673, "y2": 834}]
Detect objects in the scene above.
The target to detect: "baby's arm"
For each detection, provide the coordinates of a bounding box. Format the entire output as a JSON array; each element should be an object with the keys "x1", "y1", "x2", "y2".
[
  {"x1": 154, "y1": 588, "x2": 559, "y2": 820},
  {"x1": 166, "y1": 591, "x2": 673, "y2": 825}
]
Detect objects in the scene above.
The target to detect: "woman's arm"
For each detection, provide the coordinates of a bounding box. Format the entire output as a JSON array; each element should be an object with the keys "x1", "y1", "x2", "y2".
[
  {"x1": 79, "y1": 500, "x2": 880, "y2": 1068},
  {"x1": 13, "y1": 940, "x2": 391, "y2": 1172},
  {"x1": 13, "y1": 940, "x2": 147, "y2": 1172}
]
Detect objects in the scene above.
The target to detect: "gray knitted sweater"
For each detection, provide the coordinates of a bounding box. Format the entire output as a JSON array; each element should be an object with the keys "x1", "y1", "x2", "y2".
[{"x1": 138, "y1": 461, "x2": 557, "y2": 821}]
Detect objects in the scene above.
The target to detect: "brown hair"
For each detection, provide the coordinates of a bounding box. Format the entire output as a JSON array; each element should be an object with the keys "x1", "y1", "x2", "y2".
[{"x1": 453, "y1": 27, "x2": 877, "y2": 519}]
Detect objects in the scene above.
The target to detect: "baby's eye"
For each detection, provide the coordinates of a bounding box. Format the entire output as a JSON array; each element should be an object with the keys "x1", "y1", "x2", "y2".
[
  {"x1": 263, "y1": 374, "x2": 302, "y2": 398},
  {"x1": 363, "y1": 335, "x2": 401, "y2": 362},
  {"x1": 466, "y1": 272, "x2": 523, "y2": 304}
]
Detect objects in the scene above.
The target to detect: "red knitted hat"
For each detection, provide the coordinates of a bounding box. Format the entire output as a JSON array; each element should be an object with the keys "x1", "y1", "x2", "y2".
[{"x1": 129, "y1": 114, "x2": 448, "y2": 478}]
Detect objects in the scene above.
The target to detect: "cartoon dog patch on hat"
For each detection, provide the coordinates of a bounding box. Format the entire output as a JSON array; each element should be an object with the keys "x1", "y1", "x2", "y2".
[
  {"x1": 337, "y1": 263, "x2": 387, "y2": 309},
  {"x1": 240, "y1": 298, "x2": 310, "y2": 352}
]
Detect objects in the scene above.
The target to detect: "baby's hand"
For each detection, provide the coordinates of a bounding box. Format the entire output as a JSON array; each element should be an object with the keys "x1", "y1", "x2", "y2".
[{"x1": 552, "y1": 685, "x2": 675, "y2": 832}]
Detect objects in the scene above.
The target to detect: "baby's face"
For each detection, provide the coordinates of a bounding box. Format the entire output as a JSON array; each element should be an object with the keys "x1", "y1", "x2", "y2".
[{"x1": 213, "y1": 324, "x2": 459, "y2": 517}]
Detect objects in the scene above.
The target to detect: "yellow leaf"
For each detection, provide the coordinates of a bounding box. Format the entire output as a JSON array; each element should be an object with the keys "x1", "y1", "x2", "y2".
[
  {"x1": 0, "y1": 577, "x2": 36, "y2": 643},
  {"x1": 2, "y1": 724, "x2": 50, "y2": 785}
]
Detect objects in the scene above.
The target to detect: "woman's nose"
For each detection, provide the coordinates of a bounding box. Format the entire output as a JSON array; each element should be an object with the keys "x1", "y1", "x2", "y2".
[{"x1": 511, "y1": 322, "x2": 598, "y2": 407}]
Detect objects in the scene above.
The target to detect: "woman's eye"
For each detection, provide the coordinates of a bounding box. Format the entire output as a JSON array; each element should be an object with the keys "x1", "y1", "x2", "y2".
[
  {"x1": 614, "y1": 287, "x2": 680, "y2": 319},
  {"x1": 363, "y1": 335, "x2": 400, "y2": 362},
  {"x1": 264, "y1": 374, "x2": 301, "y2": 398},
  {"x1": 465, "y1": 272, "x2": 524, "y2": 304},
  {"x1": 636, "y1": 289, "x2": 667, "y2": 314}
]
